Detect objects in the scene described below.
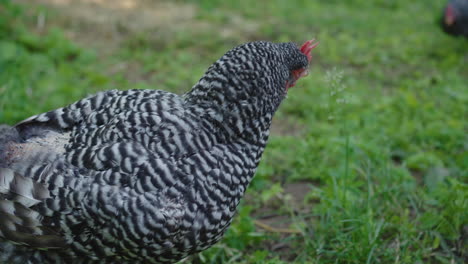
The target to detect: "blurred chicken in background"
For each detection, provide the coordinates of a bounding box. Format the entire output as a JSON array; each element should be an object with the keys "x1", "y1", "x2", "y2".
[{"x1": 441, "y1": 0, "x2": 468, "y2": 37}]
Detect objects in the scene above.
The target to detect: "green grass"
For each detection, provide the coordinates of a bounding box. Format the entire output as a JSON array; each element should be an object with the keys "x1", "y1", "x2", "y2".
[{"x1": 1, "y1": 0, "x2": 467, "y2": 263}]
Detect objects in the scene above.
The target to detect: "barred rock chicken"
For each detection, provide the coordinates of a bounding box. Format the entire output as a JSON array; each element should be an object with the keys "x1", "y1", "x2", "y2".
[
  {"x1": 0, "y1": 39, "x2": 318, "y2": 263},
  {"x1": 441, "y1": 0, "x2": 468, "y2": 37}
]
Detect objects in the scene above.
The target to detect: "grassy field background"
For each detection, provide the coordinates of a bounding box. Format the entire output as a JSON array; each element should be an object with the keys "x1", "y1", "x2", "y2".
[{"x1": 0, "y1": 0, "x2": 467, "y2": 263}]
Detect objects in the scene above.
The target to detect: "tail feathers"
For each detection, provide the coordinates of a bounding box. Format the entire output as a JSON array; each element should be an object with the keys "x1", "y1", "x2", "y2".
[
  {"x1": 0, "y1": 209, "x2": 63, "y2": 246},
  {"x1": 0, "y1": 168, "x2": 50, "y2": 207},
  {"x1": 0, "y1": 200, "x2": 44, "y2": 227},
  {"x1": 0, "y1": 169, "x2": 66, "y2": 248},
  {"x1": 0, "y1": 125, "x2": 20, "y2": 167},
  {"x1": 0, "y1": 125, "x2": 19, "y2": 144},
  {"x1": 0, "y1": 223, "x2": 64, "y2": 248},
  {"x1": 0, "y1": 241, "x2": 70, "y2": 264}
]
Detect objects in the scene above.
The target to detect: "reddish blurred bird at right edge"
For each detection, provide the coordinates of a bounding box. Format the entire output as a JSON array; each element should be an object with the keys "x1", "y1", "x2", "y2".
[
  {"x1": 442, "y1": 0, "x2": 468, "y2": 37},
  {"x1": 0, "y1": 38, "x2": 318, "y2": 263}
]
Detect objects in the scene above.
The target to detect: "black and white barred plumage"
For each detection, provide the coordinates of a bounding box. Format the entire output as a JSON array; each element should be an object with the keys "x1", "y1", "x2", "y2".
[{"x1": 0, "y1": 40, "x2": 317, "y2": 263}]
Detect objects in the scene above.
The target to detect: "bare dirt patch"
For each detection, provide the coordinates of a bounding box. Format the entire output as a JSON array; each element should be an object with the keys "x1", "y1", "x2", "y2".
[
  {"x1": 14, "y1": 0, "x2": 259, "y2": 54},
  {"x1": 249, "y1": 181, "x2": 316, "y2": 260},
  {"x1": 15, "y1": 0, "x2": 200, "y2": 53},
  {"x1": 271, "y1": 116, "x2": 307, "y2": 137},
  {"x1": 253, "y1": 181, "x2": 315, "y2": 230}
]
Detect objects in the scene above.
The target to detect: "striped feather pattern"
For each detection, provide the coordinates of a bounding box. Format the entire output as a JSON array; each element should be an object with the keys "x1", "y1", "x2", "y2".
[{"x1": 0, "y1": 40, "x2": 312, "y2": 263}]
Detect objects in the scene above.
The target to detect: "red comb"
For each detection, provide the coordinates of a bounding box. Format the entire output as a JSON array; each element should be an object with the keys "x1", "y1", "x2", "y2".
[
  {"x1": 445, "y1": 5, "x2": 455, "y2": 25},
  {"x1": 300, "y1": 39, "x2": 319, "y2": 62}
]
